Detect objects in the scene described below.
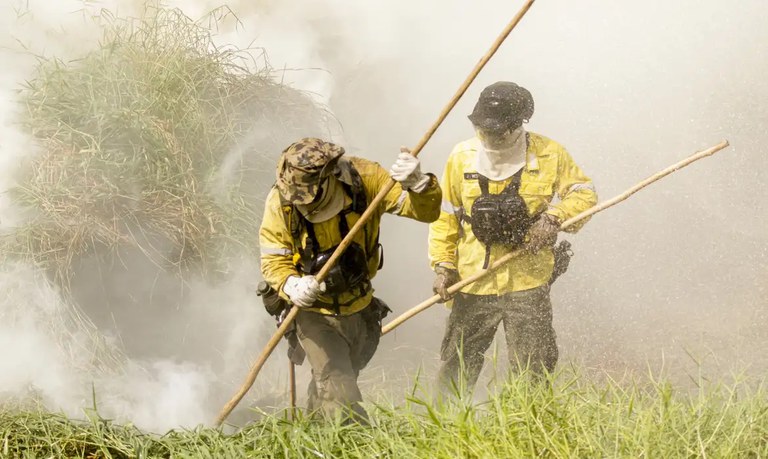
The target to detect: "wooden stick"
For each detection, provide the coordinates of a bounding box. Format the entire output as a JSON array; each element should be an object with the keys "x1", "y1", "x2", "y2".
[
  {"x1": 381, "y1": 140, "x2": 730, "y2": 336},
  {"x1": 214, "y1": 0, "x2": 537, "y2": 427},
  {"x1": 312, "y1": 0, "x2": 537, "y2": 283},
  {"x1": 289, "y1": 361, "x2": 297, "y2": 421}
]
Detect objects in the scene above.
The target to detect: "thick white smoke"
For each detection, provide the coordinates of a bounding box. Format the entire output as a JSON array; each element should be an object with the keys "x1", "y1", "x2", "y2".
[
  {"x1": 0, "y1": 0, "x2": 766, "y2": 431},
  {"x1": 0, "y1": 0, "x2": 279, "y2": 432}
]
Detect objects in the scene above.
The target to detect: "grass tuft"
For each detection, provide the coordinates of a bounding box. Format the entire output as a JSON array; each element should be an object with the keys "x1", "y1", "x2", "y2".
[{"x1": 2, "y1": 369, "x2": 767, "y2": 458}]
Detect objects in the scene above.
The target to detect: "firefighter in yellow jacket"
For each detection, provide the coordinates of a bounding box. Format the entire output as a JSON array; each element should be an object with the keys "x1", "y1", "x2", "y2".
[
  {"x1": 259, "y1": 138, "x2": 441, "y2": 420},
  {"x1": 429, "y1": 82, "x2": 598, "y2": 390}
]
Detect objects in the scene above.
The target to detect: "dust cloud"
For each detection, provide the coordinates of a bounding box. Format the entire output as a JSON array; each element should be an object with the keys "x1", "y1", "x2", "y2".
[{"x1": 0, "y1": 0, "x2": 766, "y2": 431}]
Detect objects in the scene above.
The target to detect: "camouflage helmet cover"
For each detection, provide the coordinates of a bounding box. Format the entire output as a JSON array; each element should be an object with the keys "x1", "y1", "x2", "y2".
[{"x1": 276, "y1": 138, "x2": 345, "y2": 205}]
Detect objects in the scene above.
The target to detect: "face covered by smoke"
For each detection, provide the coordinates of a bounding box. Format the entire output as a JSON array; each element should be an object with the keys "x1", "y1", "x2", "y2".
[{"x1": 1, "y1": 0, "x2": 767, "y2": 431}]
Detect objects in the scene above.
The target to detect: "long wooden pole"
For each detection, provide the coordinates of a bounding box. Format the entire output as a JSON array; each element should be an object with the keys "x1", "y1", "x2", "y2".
[
  {"x1": 214, "y1": 0, "x2": 537, "y2": 427},
  {"x1": 288, "y1": 361, "x2": 296, "y2": 420},
  {"x1": 381, "y1": 140, "x2": 730, "y2": 336}
]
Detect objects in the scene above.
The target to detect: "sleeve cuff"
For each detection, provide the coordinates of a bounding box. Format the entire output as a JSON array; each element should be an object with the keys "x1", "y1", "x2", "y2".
[
  {"x1": 544, "y1": 210, "x2": 565, "y2": 225},
  {"x1": 409, "y1": 173, "x2": 436, "y2": 193},
  {"x1": 435, "y1": 261, "x2": 457, "y2": 271}
]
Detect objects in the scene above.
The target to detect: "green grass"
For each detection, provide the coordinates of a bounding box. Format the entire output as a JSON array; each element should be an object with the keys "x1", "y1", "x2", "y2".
[{"x1": 2, "y1": 369, "x2": 767, "y2": 458}]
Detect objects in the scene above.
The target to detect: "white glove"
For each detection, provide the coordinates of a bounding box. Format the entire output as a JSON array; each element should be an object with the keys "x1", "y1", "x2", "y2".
[
  {"x1": 389, "y1": 148, "x2": 431, "y2": 192},
  {"x1": 282, "y1": 275, "x2": 326, "y2": 308}
]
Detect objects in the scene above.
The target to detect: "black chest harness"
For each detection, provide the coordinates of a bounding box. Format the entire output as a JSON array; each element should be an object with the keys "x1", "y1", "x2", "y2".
[
  {"x1": 460, "y1": 168, "x2": 536, "y2": 269},
  {"x1": 283, "y1": 166, "x2": 382, "y2": 315}
]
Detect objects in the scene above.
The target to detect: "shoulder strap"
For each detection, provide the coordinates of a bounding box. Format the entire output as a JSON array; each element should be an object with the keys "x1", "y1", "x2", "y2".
[
  {"x1": 277, "y1": 189, "x2": 303, "y2": 242},
  {"x1": 477, "y1": 174, "x2": 490, "y2": 196},
  {"x1": 475, "y1": 168, "x2": 523, "y2": 197},
  {"x1": 340, "y1": 162, "x2": 367, "y2": 214},
  {"x1": 275, "y1": 185, "x2": 312, "y2": 272},
  {"x1": 339, "y1": 162, "x2": 380, "y2": 266},
  {"x1": 300, "y1": 220, "x2": 317, "y2": 273},
  {"x1": 500, "y1": 167, "x2": 525, "y2": 195}
]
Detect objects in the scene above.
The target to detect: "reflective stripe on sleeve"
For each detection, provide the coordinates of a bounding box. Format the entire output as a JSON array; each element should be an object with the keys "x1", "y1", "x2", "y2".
[
  {"x1": 260, "y1": 246, "x2": 293, "y2": 256},
  {"x1": 392, "y1": 190, "x2": 408, "y2": 214},
  {"x1": 568, "y1": 182, "x2": 596, "y2": 193},
  {"x1": 441, "y1": 200, "x2": 463, "y2": 215}
]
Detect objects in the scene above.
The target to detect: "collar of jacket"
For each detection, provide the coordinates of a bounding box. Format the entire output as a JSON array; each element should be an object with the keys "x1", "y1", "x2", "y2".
[{"x1": 471, "y1": 134, "x2": 543, "y2": 173}]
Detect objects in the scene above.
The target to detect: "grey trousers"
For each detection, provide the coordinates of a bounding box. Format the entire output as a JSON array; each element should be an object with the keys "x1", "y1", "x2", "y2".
[
  {"x1": 437, "y1": 285, "x2": 558, "y2": 391},
  {"x1": 294, "y1": 298, "x2": 386, "y2": 420}
]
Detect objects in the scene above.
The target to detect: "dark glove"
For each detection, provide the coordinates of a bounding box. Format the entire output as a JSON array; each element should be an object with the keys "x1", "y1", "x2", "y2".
[
  {"x1": 526, "y1": 213, "x2": 560, "y2": 253},
  {"x1": 257, "y1": 281, "x2": 289, "y2": 317},
  {"x1": 433, "y1": 265, "x2": 460, "y2": 302}
]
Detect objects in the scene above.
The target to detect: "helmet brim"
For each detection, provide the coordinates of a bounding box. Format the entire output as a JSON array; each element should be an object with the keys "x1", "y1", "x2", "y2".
[{"x1": 276, "y1": 153, "x2": 343, "y2": 205}]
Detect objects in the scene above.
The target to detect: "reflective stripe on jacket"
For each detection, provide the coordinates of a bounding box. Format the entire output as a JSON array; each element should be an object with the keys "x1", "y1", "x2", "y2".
[
  {"x1": 428, "y1": 132, "x2": 597, "y2": 295},
  {"x1": 260, "y1": 156, "x2": 441, "y2": 315}
]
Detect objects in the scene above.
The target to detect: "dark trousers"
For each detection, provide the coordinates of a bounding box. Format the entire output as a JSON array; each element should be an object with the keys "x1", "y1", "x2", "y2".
[{"x1": 438, "y1": 285, "x2": 558, "y2": 391}]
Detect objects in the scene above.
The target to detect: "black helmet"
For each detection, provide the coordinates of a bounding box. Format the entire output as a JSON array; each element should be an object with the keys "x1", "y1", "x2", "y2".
[{"x1": 468, "y1": 81, "x2": 534, "y2": 132}]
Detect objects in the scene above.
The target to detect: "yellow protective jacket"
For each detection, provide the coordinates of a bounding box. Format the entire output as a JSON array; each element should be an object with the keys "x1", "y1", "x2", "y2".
[
  {"x1": 260, "y1": 156, "x2": 441, "y2": 315},
  {"x1": 428, "y1": 132, "x2": 597, "y2": 295}
]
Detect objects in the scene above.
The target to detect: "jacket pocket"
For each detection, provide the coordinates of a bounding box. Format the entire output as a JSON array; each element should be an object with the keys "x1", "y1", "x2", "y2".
[
  {"x1": 519, "y1": 181, "x2": 554, "y2": 215},
  {"x1": 519, "y1": 181, "x2": 553, "y2": 197}
]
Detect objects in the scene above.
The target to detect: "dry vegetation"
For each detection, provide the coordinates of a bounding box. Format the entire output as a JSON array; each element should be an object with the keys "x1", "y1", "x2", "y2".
[
  {"x1": 0, "y1": 6, "x2": 328, "y2": 375},
  {"x1": 2, "y1": 6, "x2": 327, "y2": 288}
]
